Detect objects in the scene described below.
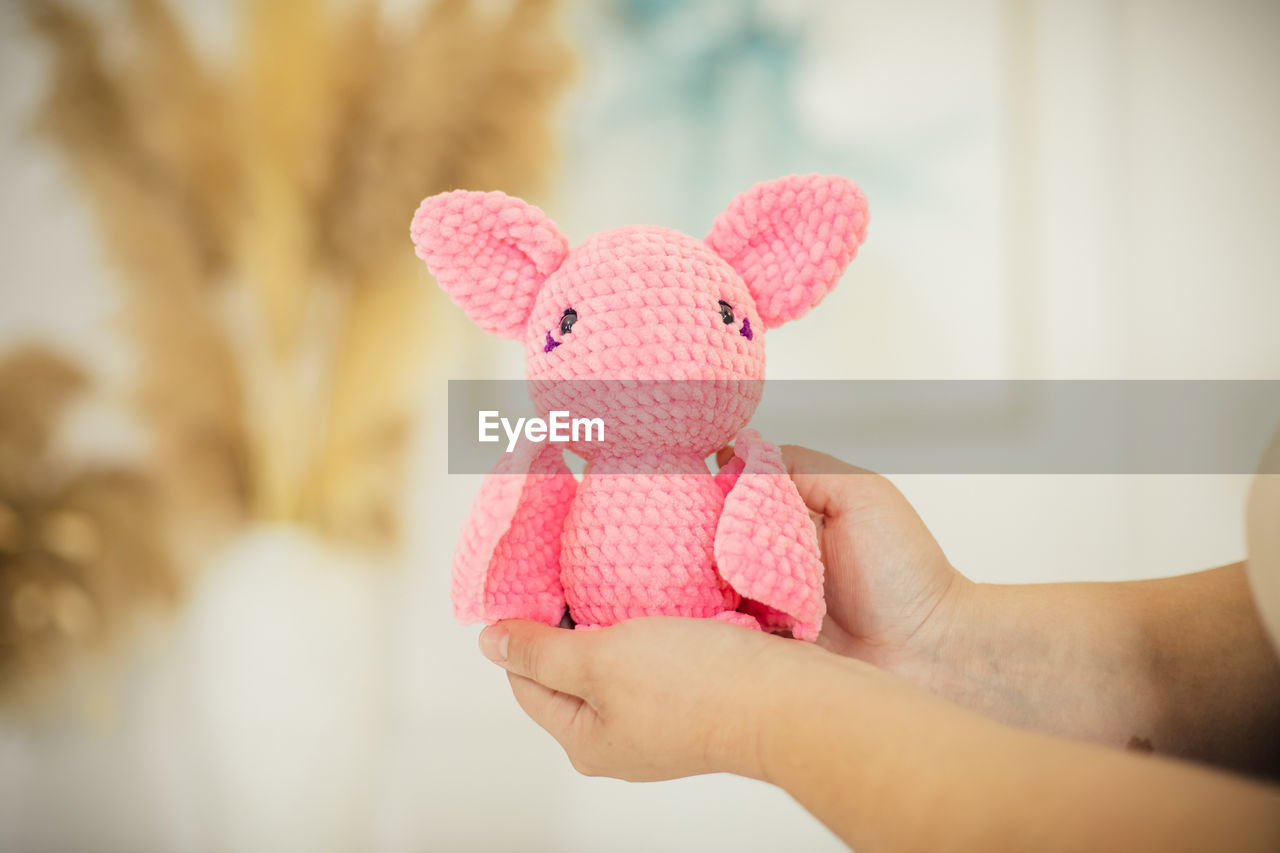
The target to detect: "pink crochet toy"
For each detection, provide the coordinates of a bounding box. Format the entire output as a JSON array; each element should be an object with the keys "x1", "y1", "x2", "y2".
[{"x1": 412, "y1": 174, "x2": 868, "y2": 640}]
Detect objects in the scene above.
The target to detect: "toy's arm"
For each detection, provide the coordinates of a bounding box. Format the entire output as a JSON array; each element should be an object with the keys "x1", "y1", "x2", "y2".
[
  {"x1": 714, "y1": 430, "x2": 825, "y2": 641},
  {"x1": 453, "y1": 440, "x2": 577, "y2": 626}
]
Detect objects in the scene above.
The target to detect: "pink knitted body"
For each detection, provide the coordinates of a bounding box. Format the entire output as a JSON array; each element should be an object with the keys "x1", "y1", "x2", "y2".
[{"x1": 412, "y1": 175, "x2": 869, "y2": 641}]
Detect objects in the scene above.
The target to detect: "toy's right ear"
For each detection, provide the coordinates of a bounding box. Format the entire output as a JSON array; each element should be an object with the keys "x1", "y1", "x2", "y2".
[{"x1": 411, "y1": 190, "x2": 569, "y2": 339}]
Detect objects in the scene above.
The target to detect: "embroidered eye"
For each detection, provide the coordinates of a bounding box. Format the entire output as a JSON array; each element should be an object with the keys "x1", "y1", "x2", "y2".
[
  {"x1": 559, "y1": 308, "x2": 578, "y2": 335},
  {"x1": 718, "y1": 300, "x2": 734, "y2": 325}
]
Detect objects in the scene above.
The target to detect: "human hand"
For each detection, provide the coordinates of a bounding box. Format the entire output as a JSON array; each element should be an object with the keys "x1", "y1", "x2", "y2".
[
  {"x1": 718, "y1": 444, "x2": 969, "y2": 687},
  {"x1": 478, "y1": 616, "x2": 811, "y2": 782}
]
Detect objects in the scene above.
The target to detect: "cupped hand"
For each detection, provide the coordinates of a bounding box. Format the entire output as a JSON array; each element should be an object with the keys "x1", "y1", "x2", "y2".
[
  {"x1": 478, "y1": 617, "x2": 810, "y2": 782},
  {"x1": 719, "y1": 443, "x2": 969, "y2": 686}
]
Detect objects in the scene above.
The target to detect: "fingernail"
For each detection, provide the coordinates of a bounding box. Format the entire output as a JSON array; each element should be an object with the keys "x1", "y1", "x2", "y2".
[{"x1": 479, "y1": 626, "x2": 509, "y2": 663}]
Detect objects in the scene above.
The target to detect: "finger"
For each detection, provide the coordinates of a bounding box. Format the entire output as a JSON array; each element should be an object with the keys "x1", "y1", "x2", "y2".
[
  {"x1": 480, "y1": 619, "x2": 594, "y2": 695},
  {"x1": 778, "y1": 444, "x2": 887, "y2": 519},
  {"x1": 714, "y1": 445, "x2": 735, "y2": 468},
  {"x1": 507, "y1": 672, "x2": 588, "y2": 745}
]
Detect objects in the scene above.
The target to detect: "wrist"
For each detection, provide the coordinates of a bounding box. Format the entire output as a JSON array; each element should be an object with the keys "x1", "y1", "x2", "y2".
[
  {"x1": 885, "y1": 570, "x2": 985, "y2": 700},
  {"x1": 916, "y1": 578, "x2": 1029, "y2": 709},
  {"x1": 748, "y1": 641, "x2": 873, "y2": 785},
  {"x1": 730, "y1": 639, "x2": 829, "y2": 783}
]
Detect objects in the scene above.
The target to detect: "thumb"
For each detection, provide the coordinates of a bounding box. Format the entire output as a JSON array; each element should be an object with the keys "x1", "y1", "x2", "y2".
[
  {"x1": 779, "y1": 444, "x2": 879, "y2": 518},
  {"x1": 479, "y1": 619, "x2": 591, "y2": 695}
]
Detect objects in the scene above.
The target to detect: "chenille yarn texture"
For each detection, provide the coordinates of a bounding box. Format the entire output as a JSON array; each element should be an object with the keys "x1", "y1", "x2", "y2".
[{"x1": 411, "y1": 174, "x2": 868, "y2": 641}]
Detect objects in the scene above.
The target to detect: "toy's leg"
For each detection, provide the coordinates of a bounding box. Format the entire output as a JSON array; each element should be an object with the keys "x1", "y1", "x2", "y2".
[{"x1": 715, "y1": 611, "x2": 761, "y2": 630}]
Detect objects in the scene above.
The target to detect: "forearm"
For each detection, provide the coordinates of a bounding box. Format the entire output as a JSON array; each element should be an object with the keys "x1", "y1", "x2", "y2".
[
  {"x1": 756, "y1": 648, "x2": 1280, "y2": 853},
  {"x1": 914, "y1": 564, "x2": 1280, "y2": 774}
]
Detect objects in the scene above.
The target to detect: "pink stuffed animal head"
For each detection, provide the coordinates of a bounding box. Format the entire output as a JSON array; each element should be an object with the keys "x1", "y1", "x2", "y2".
[{"x1": 412, "y1": 174, "x2": 868, "y2": 456}]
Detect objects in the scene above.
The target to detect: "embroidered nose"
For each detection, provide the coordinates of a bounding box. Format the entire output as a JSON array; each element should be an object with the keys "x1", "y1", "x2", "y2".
[
  {"x1": 740, "y1": 318, "x2": 753, "y2": 340},
  {"x1": 544, "y1": 331, "x2": 561, "y2": 353}
]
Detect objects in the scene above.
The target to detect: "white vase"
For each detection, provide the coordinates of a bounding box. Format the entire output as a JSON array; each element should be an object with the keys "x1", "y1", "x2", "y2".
[{"x1": 181, "y1": 523, "x2": 389, "y2": 853}]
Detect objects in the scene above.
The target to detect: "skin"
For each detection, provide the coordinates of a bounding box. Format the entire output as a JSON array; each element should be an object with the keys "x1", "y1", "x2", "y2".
[{"x1": 477, "y1": 446, "x2": 1280, "y2": 852}]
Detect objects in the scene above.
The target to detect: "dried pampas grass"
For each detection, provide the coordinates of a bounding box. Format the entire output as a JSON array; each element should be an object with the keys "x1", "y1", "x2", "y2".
[
  {"x1": 28, "y1": 0, "x2": 575, "y2": 550},
  {"x1": 28, "y1": 0, "x2": 249, "y2": 549},
  {"x1": 0, "y1": 346, "x2": 176, "y2": 702}
]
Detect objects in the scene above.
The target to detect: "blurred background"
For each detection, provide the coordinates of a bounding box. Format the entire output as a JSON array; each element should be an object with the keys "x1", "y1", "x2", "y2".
[{"x1": 0, "y1": 0, "x2": 1277, "y2": 851}]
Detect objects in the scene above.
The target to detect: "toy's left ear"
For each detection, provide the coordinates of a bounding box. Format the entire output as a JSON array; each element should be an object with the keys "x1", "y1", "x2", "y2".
[{"x1": 705, "y1": 174, "x2": 868, "y2": 329}]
